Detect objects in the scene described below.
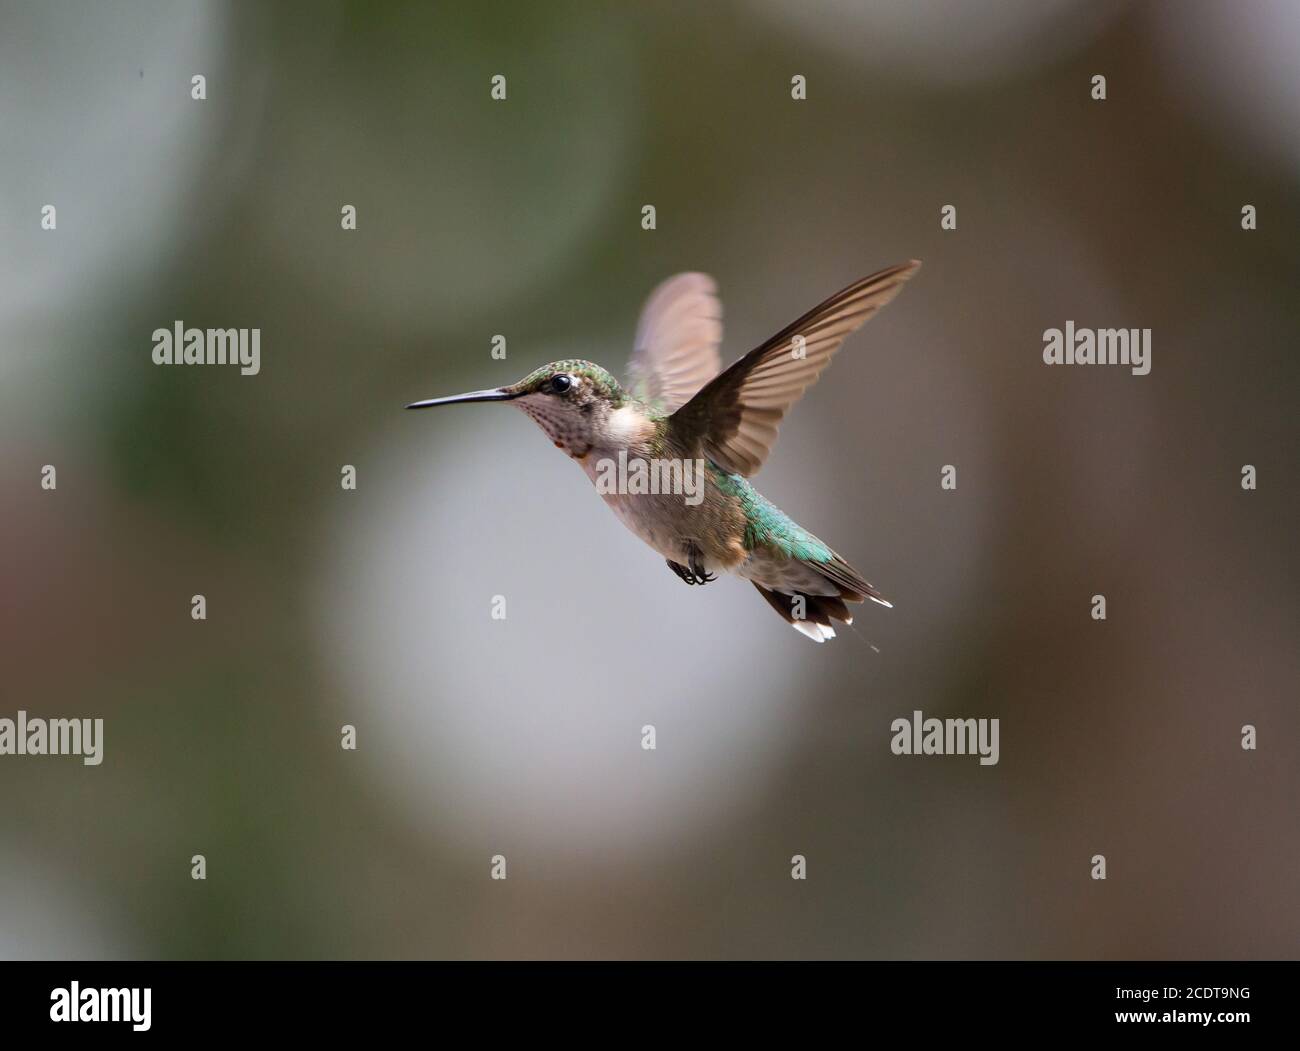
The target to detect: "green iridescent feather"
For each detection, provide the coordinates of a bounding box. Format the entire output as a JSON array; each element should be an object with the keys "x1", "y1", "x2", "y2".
[{"x1": 711, "y1": 468, "x2": 834, "y2": 560}]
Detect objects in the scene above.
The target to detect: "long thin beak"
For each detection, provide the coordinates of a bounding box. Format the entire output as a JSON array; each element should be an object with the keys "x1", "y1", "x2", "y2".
[{"x1": 405, "y1": 388, "x2": 518, "y2": 409}]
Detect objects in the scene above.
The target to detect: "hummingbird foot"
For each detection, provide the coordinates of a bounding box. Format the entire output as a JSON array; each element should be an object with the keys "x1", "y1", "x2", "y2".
[{"x1": 666, "y1": 542, "x2": 717, "y2": 586}]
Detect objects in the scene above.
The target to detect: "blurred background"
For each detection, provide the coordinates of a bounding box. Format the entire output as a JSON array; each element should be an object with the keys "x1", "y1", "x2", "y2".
[{"x1": 1, "y1": 0, "x2": 1297, "y2": 959}]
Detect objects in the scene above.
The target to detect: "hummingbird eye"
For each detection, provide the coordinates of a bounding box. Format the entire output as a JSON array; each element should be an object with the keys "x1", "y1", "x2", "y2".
[{"x1": 549, "y1": 374, "x2": 573, "y2": 394}]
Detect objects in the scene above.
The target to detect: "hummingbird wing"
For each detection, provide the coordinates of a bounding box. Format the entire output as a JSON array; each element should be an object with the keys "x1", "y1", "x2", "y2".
[
  {"x1": 625, "y1": 272, "x2": 723, "y2": 414},
  {"x1": 668, "y1": 261, "x2": 920, "y2": 477}
]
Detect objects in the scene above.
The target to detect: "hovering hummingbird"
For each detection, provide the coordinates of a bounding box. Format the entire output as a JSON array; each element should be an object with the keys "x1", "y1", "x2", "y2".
[{"x1": 407, "y1": 261, "x2": 920, "y2": 641}]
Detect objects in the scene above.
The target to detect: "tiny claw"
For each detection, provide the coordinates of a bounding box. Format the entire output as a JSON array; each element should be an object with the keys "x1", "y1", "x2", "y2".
[{"x1": 683, "y1": 540, "x2": 715, "y2": 585}]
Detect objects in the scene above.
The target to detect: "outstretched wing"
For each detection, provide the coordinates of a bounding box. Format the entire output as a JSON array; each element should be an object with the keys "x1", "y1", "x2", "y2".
[
  {"x1": 625, "y1": 272, "x2": 723, "y2": 414},
  {"x1": 669, "y1": 261, "x2": 921, "y2": 477}
]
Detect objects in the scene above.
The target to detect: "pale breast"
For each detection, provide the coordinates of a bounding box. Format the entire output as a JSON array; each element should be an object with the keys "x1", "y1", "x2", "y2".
[{"x1": 579, "y1": 453, "x2": 748, "y2": 571}]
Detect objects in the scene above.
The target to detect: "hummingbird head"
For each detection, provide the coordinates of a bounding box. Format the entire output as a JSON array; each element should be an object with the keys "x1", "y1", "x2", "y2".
[{"x1": 407, "y1": 359, "x2": 631, "y2": 458}]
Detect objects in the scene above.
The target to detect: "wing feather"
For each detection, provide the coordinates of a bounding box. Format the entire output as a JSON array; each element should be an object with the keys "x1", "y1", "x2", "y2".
[
  {"x1": 625, "y1": 272, "x2": 723, "y2": 413},
  {"x1": 670, "y1": 261, "x2": 920, "y2": 476}
]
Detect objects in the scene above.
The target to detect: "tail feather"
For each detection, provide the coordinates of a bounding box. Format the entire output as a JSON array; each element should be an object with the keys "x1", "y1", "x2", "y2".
[
  {"x1": 752, "y1": 554, "x2": 889, "y2": 642},
  {"x1": 753, "y1": 583, "x2": 854, "y2": 643},
  {"x1": 814, "y1": 553, "x2": 892, "y2": 609}
]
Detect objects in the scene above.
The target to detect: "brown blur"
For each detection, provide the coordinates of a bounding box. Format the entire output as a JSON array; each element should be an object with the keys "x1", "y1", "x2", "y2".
[{"x1": 1, "y1": 0, "x2": 1296, "y2": 959}]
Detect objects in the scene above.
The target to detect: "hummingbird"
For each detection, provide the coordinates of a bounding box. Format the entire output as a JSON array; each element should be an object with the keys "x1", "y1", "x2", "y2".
[{"x1": 407, "y1": 260, "x2": 920, "y2": 642}]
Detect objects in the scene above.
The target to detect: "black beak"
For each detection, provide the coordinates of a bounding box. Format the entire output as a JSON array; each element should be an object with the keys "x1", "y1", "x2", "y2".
[{"x1": 405, "y1": 388, "x2": 519, "y2": 409}]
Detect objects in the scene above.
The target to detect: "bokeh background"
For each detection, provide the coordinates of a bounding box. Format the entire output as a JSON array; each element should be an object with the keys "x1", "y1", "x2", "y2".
[{"x1": 2, "y1": 0, "x2": 1297, "y2": 959}]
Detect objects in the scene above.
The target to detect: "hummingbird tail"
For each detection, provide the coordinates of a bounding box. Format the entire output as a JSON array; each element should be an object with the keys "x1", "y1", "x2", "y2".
[
  {"x1": 750, "y1": 551, "x2": 891, "y2": 643},
  {"x1": 752, "y1": 583, "x2": 856, "y2": 644}
]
